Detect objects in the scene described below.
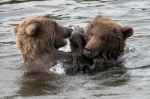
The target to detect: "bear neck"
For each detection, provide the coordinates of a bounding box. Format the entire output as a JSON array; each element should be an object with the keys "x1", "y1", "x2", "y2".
[
  {"x1": 21, "y1": 47, "x2": 72, "y2": 74},
  {"x1": 22, "y1": 47, "x2": 72, "y2": 65}
]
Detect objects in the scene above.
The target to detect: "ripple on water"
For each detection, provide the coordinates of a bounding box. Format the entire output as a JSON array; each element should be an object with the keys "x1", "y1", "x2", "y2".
[{"x1": 0, "y1": 0, "x2": 150, "y2": 99}]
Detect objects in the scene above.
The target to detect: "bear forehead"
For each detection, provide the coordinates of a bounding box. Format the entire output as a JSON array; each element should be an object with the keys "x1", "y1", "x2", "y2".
[
  {"x1": 19, "y1": 17, "x2": 53, "y2": 28},
  {"x1": 89, "y1": 16, "x2": 123, "y2": 31},
  {"x1": 87, "y1": 25, "x2": 122, "y2": 37}
]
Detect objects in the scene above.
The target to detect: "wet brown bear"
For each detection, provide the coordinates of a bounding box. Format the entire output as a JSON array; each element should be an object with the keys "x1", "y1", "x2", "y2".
[
  {"x1": 12, "y1": 16, "x2": 73, "y2": 74},
  {"x1": 69, "y1": 15, "x2": 133, "y2": 73},
  {"x1": 84, "y1": 15, "x2": 133, "y2": 60}
]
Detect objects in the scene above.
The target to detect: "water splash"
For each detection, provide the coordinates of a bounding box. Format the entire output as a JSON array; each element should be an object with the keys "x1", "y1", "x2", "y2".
[{"x1": 49, "y1": 62, "x2": 66, "y2": 74}]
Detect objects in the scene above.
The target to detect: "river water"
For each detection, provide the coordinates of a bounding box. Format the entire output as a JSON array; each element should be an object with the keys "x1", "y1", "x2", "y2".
[{"x1": 0, "y1": 0, "x2": 150, "y2": 99}]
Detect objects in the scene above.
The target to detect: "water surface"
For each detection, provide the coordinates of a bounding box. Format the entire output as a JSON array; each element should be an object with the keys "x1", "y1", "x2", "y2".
[{"x1": 0, "y1": 0, "x2": 150, "y2": 99}]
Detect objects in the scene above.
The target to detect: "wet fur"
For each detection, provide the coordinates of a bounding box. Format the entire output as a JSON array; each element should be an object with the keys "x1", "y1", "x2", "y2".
[
  {"x1": 66, "y1": 27, "x2": 93, "y2": 74},
  {"x1": 68, "y1": 16, "x2": 133, "y2": 74},
  {"x1": 12, "y1": 16, "x2": 73, "y2": 74}
]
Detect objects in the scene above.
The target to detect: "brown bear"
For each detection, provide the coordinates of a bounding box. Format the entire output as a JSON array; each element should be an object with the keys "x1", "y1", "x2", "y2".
[
  {"x1": 68, "y1": 15, "x2": 133, "y2": 74},
  {"x1": 12, "y1": 16, "x2": 73, "y2": 75},
  {"x1": 84, "y1": 15, "x2": 133, "y2": 60}
]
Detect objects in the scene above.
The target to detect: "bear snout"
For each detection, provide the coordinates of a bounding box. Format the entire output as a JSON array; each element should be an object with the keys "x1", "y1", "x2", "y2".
[
  {"x1": 84, "y1": 45, "x2": 95, "y2": 58},
  {"x1": 84, "y1": 44, "x2": 100, "y2": 58},
  {"x1": 84, "y1": 47, "x2": 92, "y2": 55}
]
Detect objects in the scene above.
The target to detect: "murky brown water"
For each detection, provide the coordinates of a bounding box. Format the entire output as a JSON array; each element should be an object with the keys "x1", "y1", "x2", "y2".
[{"x1": 0, "y1": 0, "x2": 150, "y2": 99}]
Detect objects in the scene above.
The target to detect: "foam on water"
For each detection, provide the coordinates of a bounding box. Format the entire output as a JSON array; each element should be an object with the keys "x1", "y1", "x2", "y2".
[
  {"x1": 1, "y1": 0, "x2": 150, "y2": 99},
  {"x1": 49, "y1": 62, "x2": 66, "y2": 74}
]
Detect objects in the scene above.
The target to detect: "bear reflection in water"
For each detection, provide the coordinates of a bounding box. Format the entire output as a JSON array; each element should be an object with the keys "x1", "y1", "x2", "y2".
[{"x1": 18, "y1": 72, "x2": 65, "y2": 96}]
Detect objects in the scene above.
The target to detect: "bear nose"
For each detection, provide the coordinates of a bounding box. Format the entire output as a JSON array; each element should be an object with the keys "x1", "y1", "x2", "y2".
[{"x1": 84, "y1": 47, "x2": 92, "y2": 54}]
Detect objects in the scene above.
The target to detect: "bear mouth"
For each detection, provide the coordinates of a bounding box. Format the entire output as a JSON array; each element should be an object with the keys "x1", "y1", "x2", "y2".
[
  {"x1": 84, "y1": 53, "x2": 97, "y2": 58},
  {"x1": 55, "y1": 39, "x2": 68, "y2": 49},
  {"x1": 59, "y1": 38, "x2": 68, "y2": 48},
  {"x1": 63, "y1": 39, "x2": 67, "y2": 45},
  {"x1": 84, "y1": 50, "x2": 99, "y2": 58}
]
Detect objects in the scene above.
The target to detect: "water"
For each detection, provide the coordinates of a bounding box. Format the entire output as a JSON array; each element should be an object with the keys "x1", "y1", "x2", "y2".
[{"x1": 0, "y1": 0, "x2": 150, "y2": 99}]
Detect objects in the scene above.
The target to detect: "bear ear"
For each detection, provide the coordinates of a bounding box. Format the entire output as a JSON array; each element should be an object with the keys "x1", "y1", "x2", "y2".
[
  {"x1": 122, "y1": 26, "x2": 133, "y2": 39},
  {"x1": 11, "y1": 26, "x2": 18, "y2": 36},
  {"x1": 26, "y1": 23, "x2": 41, "y2": 36}
]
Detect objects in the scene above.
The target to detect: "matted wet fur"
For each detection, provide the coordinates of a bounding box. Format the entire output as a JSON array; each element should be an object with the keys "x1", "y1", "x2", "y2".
[
  {"x1": 12, "y1": 16, "x2": 73, "y2": 74},
  {"x1": 67, "y1": 15, "x2": 133, "y2": 74},
  {"x1": 84, "y1": 15, "x2": 133, "y2": 60},
  {"x1": 66, "y1": 27, "x2": 93, "y2": 74}
]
